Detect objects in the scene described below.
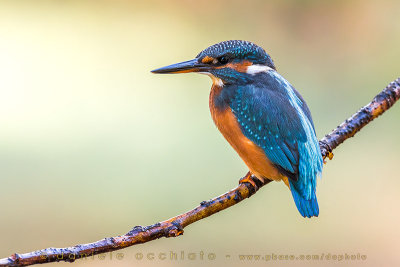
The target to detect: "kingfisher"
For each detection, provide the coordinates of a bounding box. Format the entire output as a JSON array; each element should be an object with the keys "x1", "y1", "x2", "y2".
[{"x1": 152, "y1": 40, "x2": 323, "y2": 218}]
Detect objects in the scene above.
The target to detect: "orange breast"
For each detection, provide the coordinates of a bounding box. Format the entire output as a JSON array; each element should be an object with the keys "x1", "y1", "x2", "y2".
[{"x1": 209, "y1": 85, "x2": 285, "y2": 183}]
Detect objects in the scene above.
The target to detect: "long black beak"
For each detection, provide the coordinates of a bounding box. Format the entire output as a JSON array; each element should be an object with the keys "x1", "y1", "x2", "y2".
[{"x1": 151, "y1": 58, "x2": 208, "y2": 74}]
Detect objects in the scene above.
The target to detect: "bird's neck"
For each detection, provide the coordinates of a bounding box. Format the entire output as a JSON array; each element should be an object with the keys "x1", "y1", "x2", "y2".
[
  {"x1": 209, "y1": 83, "x2": 234, "y2": 143},
  {"x1": 209, "y1": 83, "x2": 233, "y2": 112},
  {"x1": 209, "y1": 84, "x2": 224, "y2": 113}
]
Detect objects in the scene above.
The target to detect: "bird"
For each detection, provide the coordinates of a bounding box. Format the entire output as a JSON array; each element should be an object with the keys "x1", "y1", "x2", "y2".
[{"x1": 151, "y1": 40, "x2": 323, "y2": 218}]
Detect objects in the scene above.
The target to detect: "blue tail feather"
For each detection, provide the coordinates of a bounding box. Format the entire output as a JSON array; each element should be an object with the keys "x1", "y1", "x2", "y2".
[{"x1": 289, "y1": 180, "x2": 319, "y2": 218}]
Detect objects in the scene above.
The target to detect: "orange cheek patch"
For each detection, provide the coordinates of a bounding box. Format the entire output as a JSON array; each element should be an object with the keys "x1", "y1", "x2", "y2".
[
  {"x1": 216, "y1": 60, "x2": 253, "y2": 73},
  {"x1": 202, "y1": 56, "x2": 214, "y2": 64},
  {"x1": 232, "y1": 60, "x2": 253, "y2": 72}
]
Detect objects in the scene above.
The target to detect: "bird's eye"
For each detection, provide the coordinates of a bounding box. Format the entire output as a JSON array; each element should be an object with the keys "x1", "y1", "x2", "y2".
[{"x1": 217, "y1": 56, "x2": 229, "y2": 64}]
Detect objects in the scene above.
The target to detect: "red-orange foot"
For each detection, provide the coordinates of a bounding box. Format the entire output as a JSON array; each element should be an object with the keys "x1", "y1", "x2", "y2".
[
  {"x1": 239, "y1": 172, "x2": 258, "y2": 190},
  {"x1": 323, "y1": 151, "x2": 334, "y2": 164}
]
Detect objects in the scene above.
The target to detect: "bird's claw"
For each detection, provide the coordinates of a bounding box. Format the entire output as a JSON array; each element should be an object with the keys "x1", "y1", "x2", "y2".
[
  {"x1": 239, "y1": 172, "x2": 258, "y2": 191},
  {"x1": 323, "y1": 151, "x2": 334, "y2": 164}
]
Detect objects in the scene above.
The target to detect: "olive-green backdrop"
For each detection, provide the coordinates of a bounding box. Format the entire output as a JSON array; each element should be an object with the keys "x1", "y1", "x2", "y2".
[{"x1": 1, "y1": 1, "x2": 399, "y2": 266}]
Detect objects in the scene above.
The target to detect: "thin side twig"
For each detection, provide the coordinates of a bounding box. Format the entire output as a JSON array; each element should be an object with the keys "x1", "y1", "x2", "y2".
[{"x1": 1, "y1": 77, "x2": 399, "y2": 267}]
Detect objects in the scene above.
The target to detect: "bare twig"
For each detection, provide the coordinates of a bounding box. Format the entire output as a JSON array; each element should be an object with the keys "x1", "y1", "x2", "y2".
[
  {"x1": 1, "y1": 77, "x2": 399, "y2": 267},
  {"x1": 319, "y1": 77, "x2": 400, "y2": 157}
]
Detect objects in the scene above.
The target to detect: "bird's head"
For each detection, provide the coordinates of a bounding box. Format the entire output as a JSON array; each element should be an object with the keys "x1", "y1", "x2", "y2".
[{"x1": 151, "y1": 40, "x2": 275, "y2": 86}]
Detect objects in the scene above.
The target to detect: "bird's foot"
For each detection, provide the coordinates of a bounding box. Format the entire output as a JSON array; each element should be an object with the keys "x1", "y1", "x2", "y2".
[
  {"x1": 239, "y1": 172, "x2": 259, "y2": 191},
  {"x1": 323, "y1": 151, "x2": 334, "y2": 164}
]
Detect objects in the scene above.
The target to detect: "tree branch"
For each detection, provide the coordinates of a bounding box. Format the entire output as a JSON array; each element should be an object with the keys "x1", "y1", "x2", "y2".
[{"x1": 1, "y1": 77, "x2": 399, "y2": 267}]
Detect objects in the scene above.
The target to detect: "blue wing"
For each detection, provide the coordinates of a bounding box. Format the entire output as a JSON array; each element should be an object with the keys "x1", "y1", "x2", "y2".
[{"x1": 229, "y1": 71, "x2": 323, "y2": 216}]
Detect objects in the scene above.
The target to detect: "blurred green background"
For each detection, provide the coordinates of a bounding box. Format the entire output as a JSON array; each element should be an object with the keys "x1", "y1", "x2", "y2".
[{"x1": 0, "y1": 0, "x2": 399, "y2": 266}]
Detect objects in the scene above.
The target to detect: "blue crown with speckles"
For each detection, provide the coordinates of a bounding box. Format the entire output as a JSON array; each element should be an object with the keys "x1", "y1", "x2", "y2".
[{"x1": 197, "y1": 40, "x2": 275, "y2": 69}]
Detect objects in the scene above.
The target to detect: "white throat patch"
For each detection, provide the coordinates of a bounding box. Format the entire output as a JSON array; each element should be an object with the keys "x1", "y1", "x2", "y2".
[
  {"x1": 199, "y1": 72, "x2": 224, "y2": 87},
  {"x1": 246, "y1": 64, "x2": 273, "y2": 75}
]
